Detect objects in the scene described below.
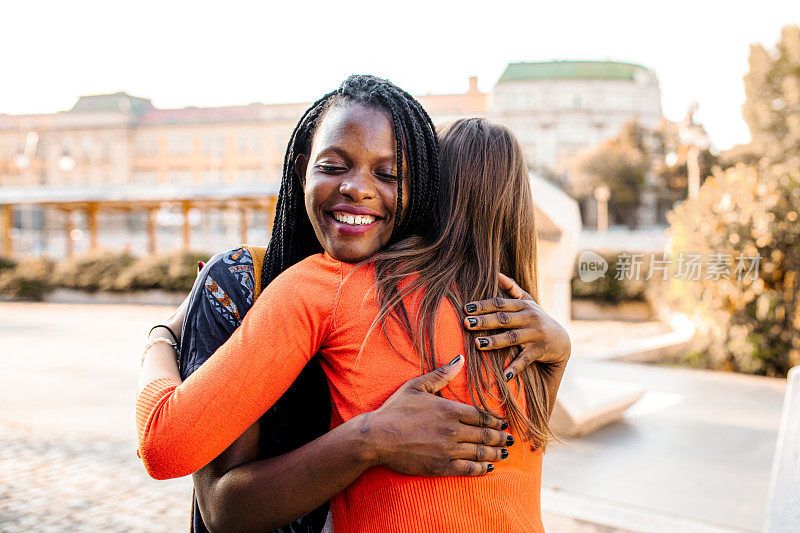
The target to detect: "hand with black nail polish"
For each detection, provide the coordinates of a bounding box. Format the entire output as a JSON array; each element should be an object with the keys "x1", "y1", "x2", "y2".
[{"x1": 462, "y1": 273, "x2": 571, "y2": 415}]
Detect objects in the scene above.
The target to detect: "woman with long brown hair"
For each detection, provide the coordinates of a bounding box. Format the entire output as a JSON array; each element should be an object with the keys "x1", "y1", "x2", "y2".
[{"x1": 371, "y1": 117, "x2": 558, "y2": 449}]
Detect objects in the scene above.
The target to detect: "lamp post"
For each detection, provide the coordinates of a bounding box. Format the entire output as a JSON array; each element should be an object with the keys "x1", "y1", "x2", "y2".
[
  {"x1": 678, "y1": 103, "x2": 710, "y2": 200},
  {"x1": 594, "y1": 185, "x2": 610, "y2": 232}
]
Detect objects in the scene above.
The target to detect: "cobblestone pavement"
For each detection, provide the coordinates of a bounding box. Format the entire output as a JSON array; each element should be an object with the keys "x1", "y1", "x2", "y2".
[
  {"x1": 0, "y1": 302, "x2": 193, "y2": 532},
  {"x1": 0, "y1": 301, "x2": 673, "y2": 531},
  {"x1": 0, "y1": 420, "x2": 192, "y2": 532}
]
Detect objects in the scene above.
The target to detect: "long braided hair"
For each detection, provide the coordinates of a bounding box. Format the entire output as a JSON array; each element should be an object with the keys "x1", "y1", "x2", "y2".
[
  {"x1": 255, "y1": 75, "x2": 441, "y2": 483},
  {"x1": 262, "y1": 74, "x2": 441, "y2": 288}
]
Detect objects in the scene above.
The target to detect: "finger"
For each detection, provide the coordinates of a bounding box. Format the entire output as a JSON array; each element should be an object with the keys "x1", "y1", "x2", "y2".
[
  {"x1": 451, "y1": 443, "x2": 509, "y2": 463},
  {"x1": 449, "y1": 403, "x2": 507, "y2": 431},
  {"x1": 464, "y1": 296, "x2": 526, "y2": 315},
  {"x1": 475, "y1": 328, "x2": 542, "y2": 351},
  {"x1": 498, "y1": 273, "x2": 532, "y2": 300},
  {"x1": 464, "y1": 309, "x2": 538, "y2": 331},
  {"x1": 458, "y1": 425, "x2": 513, "y2": 448},
  {"x1": 502, "y1": 350, "x2": 538, "y2": 382},
  {"x1": 407, "y1": 355, "x2": 463, "y2": 394},
  {"x1": 442, "y1": 460, "x2": 495, "y2": 477}
]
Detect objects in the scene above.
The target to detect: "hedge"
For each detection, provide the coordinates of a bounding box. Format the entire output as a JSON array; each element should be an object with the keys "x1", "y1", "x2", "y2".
[{"x1": 0, "y1": 250, "x2": 211, "y2": 301}]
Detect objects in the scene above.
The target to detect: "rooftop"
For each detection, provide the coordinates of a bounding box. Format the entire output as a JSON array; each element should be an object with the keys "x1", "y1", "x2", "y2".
[
  {"x1": 499, "y1": 61, "x2": 649, "y2": 83},
  {"x1": 68, "y1": 92, "x2": 154, "y2": 115}
]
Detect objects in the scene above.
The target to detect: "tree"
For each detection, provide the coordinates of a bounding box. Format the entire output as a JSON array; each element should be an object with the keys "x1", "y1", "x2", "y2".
[
  {"x1": 742, "y1": 25, "x2": 800, "y2": 166},
  {"x1": 657, "y1": 25, "x2": 800, "y2": 377},
  {"x1": 577, "y1": 119, "x2": 650, "y2": 228}
]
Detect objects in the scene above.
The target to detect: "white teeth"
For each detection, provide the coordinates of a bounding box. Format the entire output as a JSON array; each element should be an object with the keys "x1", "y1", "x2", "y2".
[{"x1": 333, "y1": 212, "x2": 376, "y2": 226}]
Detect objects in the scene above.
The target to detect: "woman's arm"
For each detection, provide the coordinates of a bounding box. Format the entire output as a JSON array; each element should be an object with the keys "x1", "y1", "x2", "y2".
[
  {"x1": 463, "y1": 273, "x2": 571, "y2": 414},
  {"x1": 136, "y1": 259, "x2": 512, "y2": 480},
  {"x1": 193, "y1": 355, "x2": 508, "y2": 533}
]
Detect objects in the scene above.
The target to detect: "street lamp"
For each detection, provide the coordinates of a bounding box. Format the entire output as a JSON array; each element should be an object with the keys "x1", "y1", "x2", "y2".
[
  {"x1": 678, "y1": 103, "x2": 710, "y2": 200},
  {"x1": 594, "y1": 185, "x2": 610, "y2": 232},
  {"x1": 58, "y1": 151, "x2": 75, "y2": 173}
]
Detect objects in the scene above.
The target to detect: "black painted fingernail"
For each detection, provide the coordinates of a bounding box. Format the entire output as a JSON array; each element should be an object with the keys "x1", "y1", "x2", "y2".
[
  {"x1": 486, "y1": 463, "x2": 494, "y2": 472},
  {"x1": 448, "y1": 354, "x2": 463, "y2": 366},
  {"x1": 467, "y1": 317, "x2": 478, "y2": 328},
  {"x1": 501, "y1": 448, "x2": 509, "y2": 459},
  {"x1": 506, "y1": 435, "x2": 514, "y2": 447},
  {"x1": 465, "y1": 303, "x2": 477, "y2": 313},
  {"x1": 500, "y1": 420, "x2": 508, "y2": 430},
  {"x1": 478, "y1": 338, "x2": 489, "y2": 348},
  {"x1": 505, "y1": 372, "x2": 513, "y2": 381}
]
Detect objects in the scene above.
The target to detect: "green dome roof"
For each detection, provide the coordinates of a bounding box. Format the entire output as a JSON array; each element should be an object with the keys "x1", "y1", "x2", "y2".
[{"x1": 499, "y1": 61, "x2": 649, "y2": 82}]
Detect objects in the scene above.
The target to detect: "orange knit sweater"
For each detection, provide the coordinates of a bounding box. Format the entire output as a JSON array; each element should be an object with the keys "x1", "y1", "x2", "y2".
[{"x1": 137, "y1": 253, "x2": 544, "y2": 532}]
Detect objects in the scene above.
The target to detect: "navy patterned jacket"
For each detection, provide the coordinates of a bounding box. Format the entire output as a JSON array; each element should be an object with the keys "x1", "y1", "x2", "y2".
[{"x1": 179, "y1": 246, "x2": 331, "y2": 533}]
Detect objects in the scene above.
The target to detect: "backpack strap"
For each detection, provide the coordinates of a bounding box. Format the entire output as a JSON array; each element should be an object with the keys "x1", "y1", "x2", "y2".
[{"x1": 244, "y1": 245, "x2": 268, "y2": 299}]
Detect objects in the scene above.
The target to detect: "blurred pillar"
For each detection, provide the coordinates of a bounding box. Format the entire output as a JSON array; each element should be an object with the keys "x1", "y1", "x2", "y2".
[
  {"x1": 182, "y1": 202, "x2": 192, "y2": 250},
  {"x1": 594, "y1": 185, "x2": 610, "y2": 233},
  {"x1": 147, "y1": 207, "x2": 158, "y2": 256},
  {"x1": 2, "y1": 204, "x2": 12, "y2": 257},
  {"x1": 64, "y1": 210, "x2": 74, "y2": 258},
  {"x1": 87, "y1": 202, "x2": 99, "y2": 253},
  {"x1": 687, "y1": 145, "x2": 700, "y2": 200},
  {"x1": 266, "y1": 196, "x2": 278, "y2": 234},
  {"x1": 240, "y1": 206, "x2": 249, "y2": 243}
]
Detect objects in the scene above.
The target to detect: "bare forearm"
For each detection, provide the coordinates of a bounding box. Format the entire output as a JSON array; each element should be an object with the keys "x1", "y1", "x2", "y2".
[
  {"x1": 198, "y1": 414, "x2": 374, "y2": 533},
  {"x1": 543, "y1": 360, "x2": 568, "y2": 416}
]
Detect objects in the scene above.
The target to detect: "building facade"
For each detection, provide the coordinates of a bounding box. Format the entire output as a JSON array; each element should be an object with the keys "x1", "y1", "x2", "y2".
[
  {"x1": 0, "y1": 62, "x2": 662, "y2": 258},
  {"x1": 490, "y1": 61, "x2": 662, "y2": 170}
]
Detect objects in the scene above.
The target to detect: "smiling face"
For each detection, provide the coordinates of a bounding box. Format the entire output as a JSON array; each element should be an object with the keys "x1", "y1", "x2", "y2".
[{"x1": 297, "y1": 103, "x2": 409, "y2": 263}]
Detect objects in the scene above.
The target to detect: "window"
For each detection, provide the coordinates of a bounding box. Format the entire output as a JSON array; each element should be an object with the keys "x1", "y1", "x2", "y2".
[
  {"x1": 169, "y1": 136, "x2": 193, "y2": 155},
  {"x1": 134, "y1": 171, "x2": 158, "y2": 186},
  {"x1": 202, "y1": 136, "x2": 225, "y2": 156},
  {"x1": 136, "y1": 137, "x2": 158, "y2": 156},
  {"x1": 201, "y1": 170, "x2": 224, "y2": 184},
  {"x1": 81, "y1": 136, "x2": 94, "y2": 157},
  {"x1": 238, "y1": 134, "x2": 262, "y2": 154},
  {"x1": 168, "y1": 170, "x2": 193, "y2": 184},
  {"x1": 236, "y1": 169, "x2": 260, "y2": 183}
]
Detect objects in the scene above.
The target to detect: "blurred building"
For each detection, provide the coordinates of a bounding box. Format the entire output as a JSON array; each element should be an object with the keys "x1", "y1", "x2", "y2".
[
  {"x1": 491, "y1": 61, "x2": 662, "y2": 170},
  {"x1": 0, "y1": 61, "x2": 661, "y2": 259}
]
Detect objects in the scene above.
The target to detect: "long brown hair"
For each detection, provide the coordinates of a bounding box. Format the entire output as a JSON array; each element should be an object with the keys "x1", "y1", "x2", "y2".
[{"x1": 368, "y1": 118, "x2": 553, "y2": 448}]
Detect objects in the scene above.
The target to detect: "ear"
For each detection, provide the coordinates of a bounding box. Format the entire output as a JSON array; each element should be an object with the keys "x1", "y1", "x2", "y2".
[{"x1": 294, "y1": 154, "x2": 309, "y2": 188}]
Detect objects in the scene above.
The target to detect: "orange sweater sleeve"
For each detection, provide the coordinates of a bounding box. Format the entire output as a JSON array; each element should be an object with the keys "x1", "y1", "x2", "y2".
[{"x1": 136, "y1": 255, "x2": 340, "y2": 480}]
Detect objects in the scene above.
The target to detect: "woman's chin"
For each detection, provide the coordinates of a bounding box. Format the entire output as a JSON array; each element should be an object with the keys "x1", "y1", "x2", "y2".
[{"x1": 326, "y1": 244, "x2": 379, "y2": 264}]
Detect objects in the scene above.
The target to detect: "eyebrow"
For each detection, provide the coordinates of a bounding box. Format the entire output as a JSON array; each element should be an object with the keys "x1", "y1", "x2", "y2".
[{"x1": 315, "y1": 147, "x2": 396, "y2": 163}]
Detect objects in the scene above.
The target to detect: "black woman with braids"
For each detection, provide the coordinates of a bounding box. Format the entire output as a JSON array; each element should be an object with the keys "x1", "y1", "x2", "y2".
[{"x1": 137, "y1": 75, "x2": 570, "y2": 532}]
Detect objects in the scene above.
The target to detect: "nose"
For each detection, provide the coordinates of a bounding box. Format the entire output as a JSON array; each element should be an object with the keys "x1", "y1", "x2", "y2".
[{"x1": 338, "y1": 169, "x2": 377, "y2": 202}]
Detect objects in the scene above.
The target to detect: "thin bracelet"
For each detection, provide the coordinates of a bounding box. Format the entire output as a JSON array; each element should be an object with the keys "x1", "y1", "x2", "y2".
[
  {"x1": 141, "y1": 337, "x2": 179, "y2": 366},
  {"x1": 149, "y1": 324, "x2": 179, "y2": 345}
]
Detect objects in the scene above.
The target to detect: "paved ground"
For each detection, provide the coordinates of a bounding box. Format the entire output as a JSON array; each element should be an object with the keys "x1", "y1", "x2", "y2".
[
  {"x1": 0, "y1": 302, "x2": 787, "y2": 532},
  {"x1": 0, "y1": 302, "x2": 193, "y2": 532},
  {"x1": 543, "y1": 359, "x2": 784, "y2": 532}
]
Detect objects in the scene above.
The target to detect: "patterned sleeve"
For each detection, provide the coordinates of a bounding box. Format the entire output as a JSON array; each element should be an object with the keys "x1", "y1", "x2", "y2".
[{"x1": 179, "y1": 246, "x2": 257, "y2": 379}]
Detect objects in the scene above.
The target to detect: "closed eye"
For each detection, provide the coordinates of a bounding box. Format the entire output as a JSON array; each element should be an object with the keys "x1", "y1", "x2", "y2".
[
  {"x1": 376, "y1": 172, "x2": 398, "y2": 182},
  {"x1": 317, "y1": 164, "x2": 346, "y2": 174}
]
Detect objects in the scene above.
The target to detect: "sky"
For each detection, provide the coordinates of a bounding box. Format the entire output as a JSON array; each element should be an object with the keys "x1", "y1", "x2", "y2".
[{"x1": 2, "y1": 1, "x2": 798, "y2": 151}]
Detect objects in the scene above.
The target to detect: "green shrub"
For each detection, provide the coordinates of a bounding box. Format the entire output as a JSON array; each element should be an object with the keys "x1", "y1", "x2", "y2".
[
  {"x1": 571, "y1": 251, "x2": 652, "y2": 303},
  {"x1": 53, "y1": 252, "x2": 136, "y2": 293},
  {"x1": 658, "y1": 164, "x2": 800, "y2": 376},
  {"x1": 0, "y1": 257, "x2": 55, "y2": 301},
  {"x1": 114, "y1": 250, "x2": 209, "y2": 292},
  {"x1": 0, "y1": 256, "x2": 16, "y2": 272}
]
